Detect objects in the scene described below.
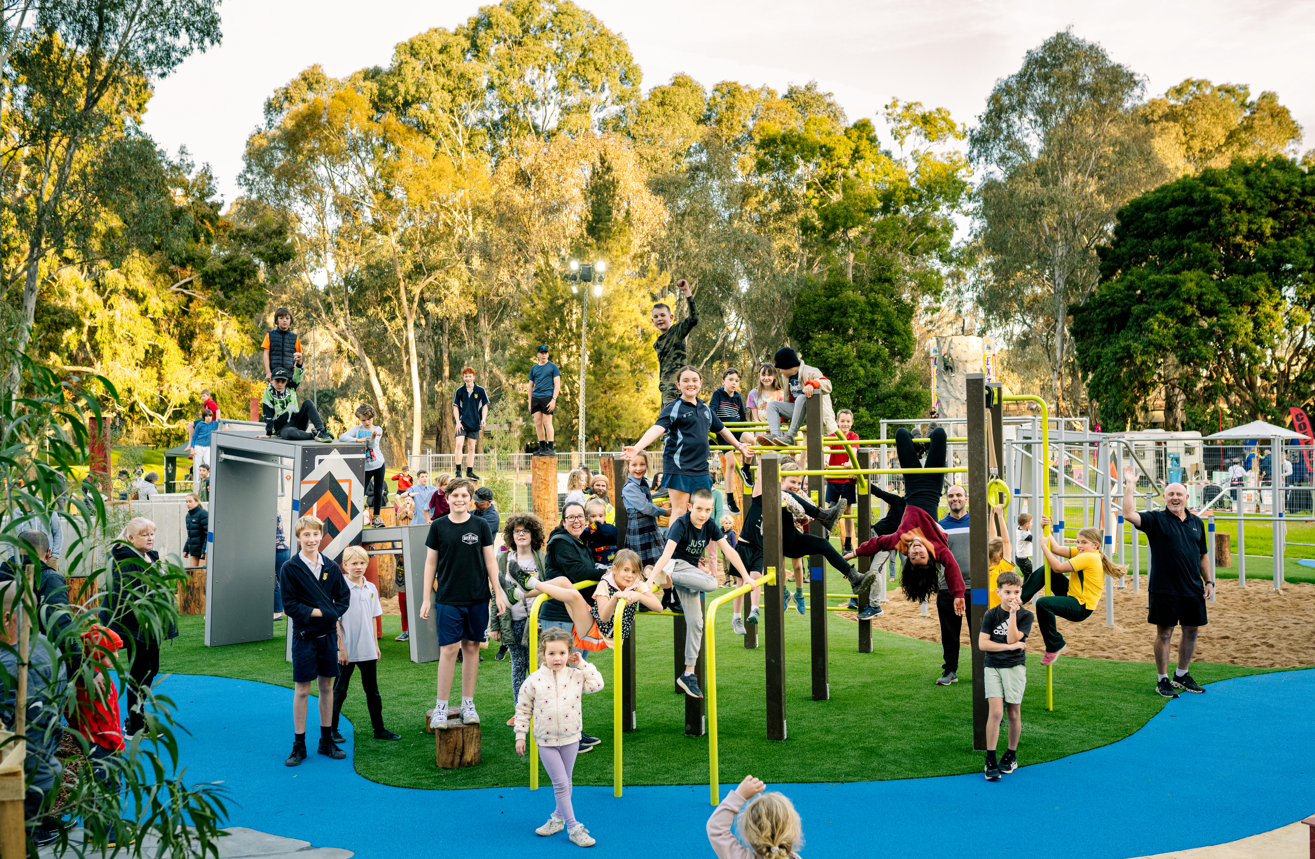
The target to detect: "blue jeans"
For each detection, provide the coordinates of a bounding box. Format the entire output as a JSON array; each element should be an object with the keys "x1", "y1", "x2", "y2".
[{"x1": 274, "y1": 548, "x2": 289, "y2": 614}]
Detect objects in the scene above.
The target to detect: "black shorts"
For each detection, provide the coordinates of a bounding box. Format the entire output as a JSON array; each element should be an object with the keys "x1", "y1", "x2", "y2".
[
  {"x1": 825, "y1": 481, "x2": 857, "y2": 505},
  {"x1": 291, "y1": 633, "x2": 340, "y2": 683},
  {"x1": 1147, "y1": 592, "x2": 1208, "y2": 628},
  {"x1": 736, "y1": 544, "x2": 763, "y2": 577},
  {"x1": 531, "y1": 397, "x2": 554, "y2": 415},
  {"x1": 434, "y1": 602, "x2": 490, "y2": 646},
  {"x1": 456, "y1": 426, "x2": 480, "y2": 441}
]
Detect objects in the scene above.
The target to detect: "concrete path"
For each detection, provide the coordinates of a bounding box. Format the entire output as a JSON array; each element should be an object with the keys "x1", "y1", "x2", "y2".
[{"x1": 38, "y1": 827, "x2": 352, "y2": 859}]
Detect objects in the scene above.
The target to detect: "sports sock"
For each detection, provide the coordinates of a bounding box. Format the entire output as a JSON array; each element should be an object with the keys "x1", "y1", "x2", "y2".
[
  {"x1": 320, "y1": 726, "x2": 333, "y2": 744},
  {"x1": 293, "y1": 732, "x2": 305, "y2": 748},
  {"x1": 435, "y1": 698, "x2": 448, "y2": 712},
  {"x1": 461, "y1": 696, "x2": 474, "y2": 708},
  {"x1": 986, "y1": 749, "x2": 997, "y2": 765},
  {"x1": 1174, "y1": 668, "x2": 1189, "y2": 678},
  {"x1": 1157, "y1": 674, "x2": 1168, "y2": 682},
  {"x1": 732, "y1": 612, "x2": 741, "y2": 620}
]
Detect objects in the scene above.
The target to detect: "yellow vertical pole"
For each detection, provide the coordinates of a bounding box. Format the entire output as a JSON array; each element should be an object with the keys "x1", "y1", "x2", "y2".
[
  {"x1": 527, "y1": 594, "x2": 547, "y2": 789},
  {"x1": 614, "y1": 598, "x2": 626, "y2": 798}
]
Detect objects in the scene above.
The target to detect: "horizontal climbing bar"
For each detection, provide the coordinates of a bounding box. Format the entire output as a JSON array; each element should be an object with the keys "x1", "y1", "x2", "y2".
[{"x1": 779, "y1": 467, "x2": 968, "y2": 477}]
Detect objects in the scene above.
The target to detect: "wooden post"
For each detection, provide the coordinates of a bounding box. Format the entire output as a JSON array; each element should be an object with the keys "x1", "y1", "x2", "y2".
[
  {"x1": 856, "y1": 448, "x2": 873, "y2": 654},
  {"x1": 684, "y1": 595, "x2": 706, "y2": 737},
  {"x1": 806, "y1": 394, "x2": 828, "y2": 701},
  {"x1": 434, "y1": 721, "x2": 482, "y2": 767},
  {"x1": 762, "y1": 454, "x2": 787, "y2": 741},
  {"x1": 1215, "y1": 531, "x2": 1231, "y2": 568},
  {"x1": 532, "y1": 455, "x2": 558, "y2": 524},
  {"x1": 622, "y1": 626, "x2": 637, "y2": 731},
  {"x1": 89, "y1": 416, "x2": 111, "y2": 494},
  {"x1": 248, "y1": 396, "x2": 260, "y2": 421},
  {"x1": 178, "y1": 566, "x2": 207, "y2": 615},
  {"x1": 743, "y1": 455, "x2": 758, "y2": 650},
  {"x1": 966, "y1": 375, "x2": 993, "y2": 752}
]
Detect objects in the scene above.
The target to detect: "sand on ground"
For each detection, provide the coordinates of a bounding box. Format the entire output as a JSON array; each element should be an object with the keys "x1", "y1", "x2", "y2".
[
  {"x1": 837, "y1": 578, "x2": 1315, "y2": 669},
  {"x1": 1130, "y1": 820, "x2": 1312, "y2": 858}
]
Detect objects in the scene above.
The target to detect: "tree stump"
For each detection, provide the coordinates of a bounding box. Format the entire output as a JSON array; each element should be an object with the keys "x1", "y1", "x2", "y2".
[
  {"x1": 532, "y1": 456, "x2": 558, "y2": 523},
  {"x1": 68, "y1": 576, "x2": 97, "y2": 607},
  {"x1": 434, "y1": 720, "x2": 481, "y2": 768},
  {"x1": 178, "y1": 566, "x2": 206, "y2": 615},
  {"x1": 1215, "y1": 532, "x2": 1231, "y2": 568}
]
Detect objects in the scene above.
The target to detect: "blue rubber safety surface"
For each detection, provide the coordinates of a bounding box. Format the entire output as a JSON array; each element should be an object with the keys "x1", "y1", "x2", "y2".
[
  {"x1": 163, "y1": 670, "x2": 1315, "y2": 859},
  {"x1": 1297, "y1": 558, "x2": 1315, "y2": 568}
]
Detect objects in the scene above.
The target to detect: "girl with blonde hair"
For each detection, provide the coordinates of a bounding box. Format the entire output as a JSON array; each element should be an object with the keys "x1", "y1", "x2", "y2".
[
  {"x1": 1034, "y1": 515, "x2": 1128, "y2": 665},
  {"x1": 708, "y1": 775, "x2": 803, "y2": 858}
]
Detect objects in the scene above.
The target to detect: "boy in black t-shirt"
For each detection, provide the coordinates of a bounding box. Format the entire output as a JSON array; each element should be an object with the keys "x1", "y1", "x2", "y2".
[
  {"x1": 647, "y1": 488, "x2": 750, "y2": 698},
  {"x1": 977, "y1": 570, "x2": 1033, "y2": 781},
  {"x1": 420, "y1": 478, "x2": 508, "y2": 729}
]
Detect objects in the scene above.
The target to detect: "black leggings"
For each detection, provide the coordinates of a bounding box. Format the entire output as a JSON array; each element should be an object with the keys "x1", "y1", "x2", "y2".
[
  {"x1": 277, "y1": 401, "x2": 325, "y2": 441},
  {"x1": 870, "y1": 485, "x2": 907, "y2": 537},
  {"x1": 895, "y1": 426, "x2": 946, "y2": 518},
  {"x1": 365, "y1": 468, "x2": 385, "y2": 517},
  {"x1": 782, "y1": 491, "x2": 854, "y2": 580},
  {"x1": 1023, "y1": 566, "x2": 1069, "y2": 605},
  {"x1": 125, "y1": 638, "x2": 161, "y2": 734},
  {"x1": 332, "y1": 659, "x2": 385, "y2": 733}
]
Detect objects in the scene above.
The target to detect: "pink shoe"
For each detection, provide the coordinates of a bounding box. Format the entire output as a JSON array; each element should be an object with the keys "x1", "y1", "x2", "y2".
[{"x1": 1040, "y1": 645, "x2": 1066, "y2": 666}]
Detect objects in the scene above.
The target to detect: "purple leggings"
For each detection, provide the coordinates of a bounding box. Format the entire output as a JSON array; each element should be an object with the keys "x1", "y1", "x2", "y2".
[{"x1": 539, "y1": 742, "x2": 579, "y2": 827}]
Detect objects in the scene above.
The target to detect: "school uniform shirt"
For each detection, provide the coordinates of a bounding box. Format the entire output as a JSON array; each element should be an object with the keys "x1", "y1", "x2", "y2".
[
  {"x1": 667, "y1": 513, "x2": 724, "y2": 566},
  {"x1": 1135, "y1": 509, "x2": 1208, "y2": 596},
  {"x1": 1066, "y1": 552, "x2": 1106, "y2": 610},
  {"x1": 655, "y1": 396, "x2": 724, "y2": 477},
  {"x1": 339, "y1": 577, "x2": 383, "y2": 662},
  {"x1": 980, "y1": 605, "x2": 1034, "y2": 669},
  {"x1": 279, "y1": 551, "x2": 350, "y2": 637},
  {"x1": 453, "y1": 384, "x2": 490, "y2": 431},
  {"x1": 424, "y1": 514, "x2": 494, "y2": 606},
  {"x1": 826, "y1": 430, "x2": 860, "y2": 484},
  {"x1": 986, "y1": 558, "x2": 1016, "y2": 609},
  {"x1": 339, "y1": 425, "x2": 385, "y2": 470}
]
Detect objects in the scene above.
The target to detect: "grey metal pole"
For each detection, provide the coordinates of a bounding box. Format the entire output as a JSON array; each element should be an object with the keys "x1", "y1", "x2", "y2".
[
  {"x1": 1272, "y1": 435, "x2": 1282, "y2": 591},
  {"x1": 1207, "y1": 513, "x2": 1216, "y2": 602},
  {"x1": 1100, "y1": 441, "x2": 1114, "y2": 627},
  {"x1": 1031, "y1": 417, "x2": 1042, "y2": 578},
  {"x1": 578, "y1": 288, "x2": 588, "y2": 457},
  {"x1": 1237, "y1": 458, "x2": 1246, "y2": 587}
]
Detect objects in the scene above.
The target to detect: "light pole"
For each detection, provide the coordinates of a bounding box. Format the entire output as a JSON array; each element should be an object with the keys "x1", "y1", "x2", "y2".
[{"x1": 567, "y1": 259, "x2": 606, "y2": 456}]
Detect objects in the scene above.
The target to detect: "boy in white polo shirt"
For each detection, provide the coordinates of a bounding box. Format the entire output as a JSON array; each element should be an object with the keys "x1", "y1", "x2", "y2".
[{"x1": 331, "y1": 546, "x2": 400, "y2": 743}]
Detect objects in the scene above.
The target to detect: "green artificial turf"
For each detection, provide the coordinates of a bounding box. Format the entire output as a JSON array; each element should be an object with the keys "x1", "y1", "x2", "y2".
[{"x1": 163, "y1": 607, "x2": 1271, "y2": 792}]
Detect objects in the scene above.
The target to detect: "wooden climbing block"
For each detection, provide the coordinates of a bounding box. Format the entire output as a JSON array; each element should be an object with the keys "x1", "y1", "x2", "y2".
[
  {"x1": 177, "y1": 566, "x2": 206, "y2": 615},
  {"x1": 532, "y1": 455, "x2": 558, "y2": 523},
  {"x1": 434, "y1": 720, "x2": 481, "y2": 768},
  {"x1": 1215, "y1": 532, "x2": 1231, "y2": 568}
]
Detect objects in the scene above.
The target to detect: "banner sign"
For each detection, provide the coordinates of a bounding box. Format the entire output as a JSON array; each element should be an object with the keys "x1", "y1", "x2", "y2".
[
  {"x1": 982, "y1": 337, "x2": 998, "y2": 382},
  {"x1": 1291, "y1": 406, "x2": 1314, "y2": 476}
]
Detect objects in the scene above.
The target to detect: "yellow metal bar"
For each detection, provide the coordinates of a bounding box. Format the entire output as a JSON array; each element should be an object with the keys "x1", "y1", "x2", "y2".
[
  {"x1": 836, "y1": 430, "x2": 868, "y2": 495},
  {"x1": 710, "y1": 437, "x2": 967, "y2": 451},
  {"x1": 779, "y1": 467, "x2": 968, "y2": 477},
  {"x1": 1004, "y1": 394, "x2": 1052, "y2": 710},
  {"x1": 707, "y1": 570, "x2": 776, "y2": 806},
  {"x1": 614, "y1": 597, "x2": 626, "y2": 798}
]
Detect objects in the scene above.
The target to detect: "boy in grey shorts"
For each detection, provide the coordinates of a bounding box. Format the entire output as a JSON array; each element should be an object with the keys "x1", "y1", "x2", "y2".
[
  {"x1": 977, "y1": 569, "x2": 1032, "y2": 782},
  {"x1": 647, "y1": 488, "x2": 750, "y2": 699}
]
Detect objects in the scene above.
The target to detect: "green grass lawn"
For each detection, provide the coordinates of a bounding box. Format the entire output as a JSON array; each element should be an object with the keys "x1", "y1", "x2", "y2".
[{"x1": 164, "y1": 608, "x2": 1272, "y2": 792}]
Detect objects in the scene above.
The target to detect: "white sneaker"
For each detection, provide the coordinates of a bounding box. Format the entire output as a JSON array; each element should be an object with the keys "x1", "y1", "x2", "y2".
[
  {"x1": 536, "y1": 815, "x2": 565, "y2": 836},
  {"x1": 460, "y1": 701, "x2": 480, "y2": 725},
  {"x1": 429, "y1": 703, "x2": 448, "y2": 729},
  {"x1": 568, "y1": 824, "x2": 595, "y2": 847},
  {"x1": 732, "y1": 616, "x2": 746, "y2": 636}
]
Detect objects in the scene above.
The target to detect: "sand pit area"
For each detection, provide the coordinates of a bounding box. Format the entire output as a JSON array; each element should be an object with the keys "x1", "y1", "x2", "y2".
[{"x1": 841, "y1": 579, "x2": 1315, "y2": 669}]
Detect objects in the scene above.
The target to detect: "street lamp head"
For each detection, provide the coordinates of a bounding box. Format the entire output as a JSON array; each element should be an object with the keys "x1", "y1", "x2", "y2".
[
  {"x1": 571, "y1": 285, "x2": 579, "y2": 295},
  {"x1": 593, "y1": 284, "x2": 603, "y2": 297},
  {"x1": 569, "y1": 259, "x2": 580, "y2": 272},
  {"x1": 595, "y1": 260, "x2": 606, "y2": 273}
]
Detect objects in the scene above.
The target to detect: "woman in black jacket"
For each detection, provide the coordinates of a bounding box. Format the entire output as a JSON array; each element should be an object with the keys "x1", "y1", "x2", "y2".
[
  {"x1": 104, "y1": 517, "x2": 178, "y2": 735},
  {"x1": 183, "y1": 493, "x2": 208, "y2": 570}
]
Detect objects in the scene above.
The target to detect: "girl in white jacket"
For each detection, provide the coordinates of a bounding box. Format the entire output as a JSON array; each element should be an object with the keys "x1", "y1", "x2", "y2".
[{"x1": 514, "y1": 627, "x2": 604, "y2": 848}]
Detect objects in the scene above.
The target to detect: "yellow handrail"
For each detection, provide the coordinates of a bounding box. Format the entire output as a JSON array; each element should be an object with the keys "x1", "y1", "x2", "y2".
[
  {"x1": 526, "y1": 579, "x2": 598, "y2": 790},
  {"x1": 1003, "y1": 394, "x2": 1053, "y2": 710},
  {"x1": 707, "y1": 568, "x2": 776, "y2": 806},
  {"x1": 779, "y1": 467, "x2": 968, "y2": 477},
  {"x1": 710, "y1": 437, "x2": 967, "y2": 451},
  {"x1": 835, "y1": 430, "x2": 868, "y2": 495},
  {"x1": 614, "y1": 597, "x2": 626, "y2": 798}
]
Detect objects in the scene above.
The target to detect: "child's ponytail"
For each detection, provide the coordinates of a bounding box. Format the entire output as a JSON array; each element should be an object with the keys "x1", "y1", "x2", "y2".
[{"x1": 1075, "y1": 527, "x2": 1129, "y2": 578}]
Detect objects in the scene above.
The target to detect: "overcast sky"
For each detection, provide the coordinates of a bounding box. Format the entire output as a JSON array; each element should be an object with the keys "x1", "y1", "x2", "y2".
[{"x1": 142, "y1": 0, "x2": 1315, "y2": 205}]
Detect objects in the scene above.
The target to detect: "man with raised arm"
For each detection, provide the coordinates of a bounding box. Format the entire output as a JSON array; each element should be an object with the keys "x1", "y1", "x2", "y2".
[{"x1": 1121, "y1": 465, "x2": 1213, "y2": 699}]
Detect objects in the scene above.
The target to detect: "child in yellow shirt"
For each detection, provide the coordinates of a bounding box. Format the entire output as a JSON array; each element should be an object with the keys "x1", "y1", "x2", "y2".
[
  {"x1": 986, "y1": 503, "x2": 1014, "y2": 609},
  {"x1": 1036, "y1": 515, "x2": 1127, "y2": 665}
]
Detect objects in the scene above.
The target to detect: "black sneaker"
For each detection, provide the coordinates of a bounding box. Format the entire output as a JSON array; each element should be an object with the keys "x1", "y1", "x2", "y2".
[
  {"x1": 285, "y1": 744, "x2": 307, "y2": 767},
  {"x1": 316, "y1": 430, "x2": 335, "y2": 443},
  {"x1": 1156, "y1": 677, "x2": 1180, "y2": 698},
  {"x1": 857, "y1": 604, "x2": 883, "y2": 620},
  {"x1": 843, "y1": 539, "x2": 854, "y2": 554},
  {"x1": 30, "y1": 826, "x2": 59, "y2": 847},
  {"x1": 396, "y1": 631, "x2": 410, "y2": 642},
  {"x1": 330, "y1": 729, "x2": 346, "y2": 745},
  {"x1": 666, "y1": 598, "x2": 684, "y2": 614},
  {"x1": 1171, "y1": 673, "x2": 1205, "y2": 694},
  {"x1": 467, "y1": 469, "x2": 481, "y2": 481},
  {"x1": 676, "y1": 672, "x2": 704, "y2": 698},
  {"x1": 935, "y1": 670, "x2": 958, "y2": 686},
  {"x1": 374, "y1": 729, "x2": 402, "y2": 741},
  {"x1": 576, "y1": 740, "x2": 594, "y2": 754},
  {"x1": 999, "y1": 753, "x2": 1018, "y2": 774},
  {"x1": 317, "y1": 741, "x2": 347, "y2": 760},
  {"x1": 579, "y1": 732, "x2": 601, "y2": 748},
  {"x1": 727, "y1": 495, "x2": 740, "y2": 513},
  {"x1": 495, "y1": 644, "x2": 508, "y2": 661},
  {"x1": 984, "y1": 759, "x2": 1001, "y2": 781}
]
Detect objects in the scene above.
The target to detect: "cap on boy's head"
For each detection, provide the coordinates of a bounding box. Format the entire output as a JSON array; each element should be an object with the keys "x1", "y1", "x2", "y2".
[
  {"x1": 271, "y1": 367, "x2": 292, "y2": 382},
  {"x1": 474, "y1": 486, "x2": 495, "y2": 502},
  {"x1": 537, "y1": 345, "x2": 549, "y2": 353},
  {"x1": 773, "y1": 347, "x2": 800, "y2": 370}
]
